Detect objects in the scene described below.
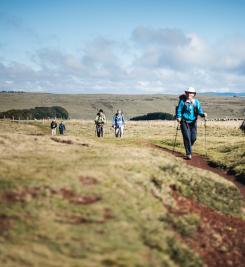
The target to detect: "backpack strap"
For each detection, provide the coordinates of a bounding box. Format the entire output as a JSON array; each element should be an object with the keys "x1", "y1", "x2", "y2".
[
  {"x1": 181, "y1": 98, "x2": 198, "y2": 119},
  {"x1": 192, "y1": 99, "x2": 198, "y2": 118}
]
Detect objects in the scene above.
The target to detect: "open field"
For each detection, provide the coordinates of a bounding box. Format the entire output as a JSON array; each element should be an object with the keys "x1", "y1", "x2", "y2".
[
  {"x1": 0, "y1": 119, "x2": 244, "y2": 267},
  {"x1": 0, "y1": 93, "x2": 244, "y2": 119}
]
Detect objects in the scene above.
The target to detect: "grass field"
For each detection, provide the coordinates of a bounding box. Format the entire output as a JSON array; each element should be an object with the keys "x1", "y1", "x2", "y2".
[
  {"x1": 0, "y1": 119, "x2": 244, "y2": 267},
  {"x1": 153, "y1": 120, "x2": 245, "y2": 179},
  {"x1": 0, "y1": 92, "x2": 244, "y2": 119}
]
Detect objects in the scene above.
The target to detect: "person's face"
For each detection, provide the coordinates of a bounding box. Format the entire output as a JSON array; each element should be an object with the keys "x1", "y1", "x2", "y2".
[{"x1": 186, "y1": 92, "x2": 195, "y2": 99}]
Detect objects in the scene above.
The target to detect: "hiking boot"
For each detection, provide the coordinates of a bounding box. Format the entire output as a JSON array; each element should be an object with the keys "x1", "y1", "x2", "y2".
[{"x1": 184, "y1": 154, "x2": 192, "y2": 160}]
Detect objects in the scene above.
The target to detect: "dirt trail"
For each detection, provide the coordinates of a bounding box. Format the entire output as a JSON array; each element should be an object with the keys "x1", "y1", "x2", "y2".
[
  {"x1": 151, "y1": 144, "x2": 245, "y2": 267},
  {"x1": 169, "y1": 191, "x2": 245, "y2": 267},
  {"x1": 152, "y1": 145, "x2": 245, "y2": 199}
]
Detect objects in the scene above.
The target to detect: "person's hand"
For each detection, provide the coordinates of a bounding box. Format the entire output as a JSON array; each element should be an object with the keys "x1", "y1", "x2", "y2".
[
  {"x1": 203, "y1": 113, "x2": 207, "y2": 120},
  {"x1": 176, "y1": 118, "x2": 181, "y2": 123}
]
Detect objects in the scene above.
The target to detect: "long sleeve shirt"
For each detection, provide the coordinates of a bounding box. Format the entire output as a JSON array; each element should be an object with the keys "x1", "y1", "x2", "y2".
[
  {"x1": 176, "y1": 98, "x2": 204, "y2": 123},
  {"x1": 112, "y1": 114, "x2": 125, "y2": 127}
]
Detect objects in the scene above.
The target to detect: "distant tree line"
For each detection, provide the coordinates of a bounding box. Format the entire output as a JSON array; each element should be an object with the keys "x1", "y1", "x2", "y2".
[
  {"x1": 0, "y1": 106, "x2": 69, "y2": 120},
  {"x1": 0, "y1": 91, "x2": 25, "y2": 93},
  {"x1": 130, "y1": 112, "x2": 175, "y2": 121}
]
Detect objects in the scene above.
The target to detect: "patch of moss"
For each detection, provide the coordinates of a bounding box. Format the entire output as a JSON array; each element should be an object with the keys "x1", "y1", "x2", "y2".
[
  {"x1": 166, "y1": 237, "x2": 203, "y2": 267},
  {"x1": 162, "y1": 213, "x2": 201, "y2": 237}
]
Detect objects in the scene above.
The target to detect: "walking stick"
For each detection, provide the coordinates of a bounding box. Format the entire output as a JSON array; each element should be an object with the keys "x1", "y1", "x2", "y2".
[
  {"x1": 173, "y1": 122, "x2": 180, "y2": 153},
  {"x1": 204, "y1": 119, "x2": 207, "y2": 158}
]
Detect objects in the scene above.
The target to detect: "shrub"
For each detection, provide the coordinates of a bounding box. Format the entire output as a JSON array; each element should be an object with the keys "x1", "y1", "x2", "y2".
[
  {"x1": 130, "y1": 112, "x2": 175, "y2": 121},
  {"x1": 0, "y1": 106, "x2": 69, "y2": 120}
]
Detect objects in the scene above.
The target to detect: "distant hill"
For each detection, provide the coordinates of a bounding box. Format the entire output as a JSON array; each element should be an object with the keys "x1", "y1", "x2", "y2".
[
  {"x1": 0, "y1": 92, "x2": 244, "y2": 119},
  {"x1": 199, "y1": 92, "x2": 245, "y2": 97}
]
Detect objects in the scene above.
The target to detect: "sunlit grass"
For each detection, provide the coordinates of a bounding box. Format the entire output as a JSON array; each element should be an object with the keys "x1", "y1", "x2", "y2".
[{"x1": 0, "y1": 119, "x2": 243, "y2": 267}]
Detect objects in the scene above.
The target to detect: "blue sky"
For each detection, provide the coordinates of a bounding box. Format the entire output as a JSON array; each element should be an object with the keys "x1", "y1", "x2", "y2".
[{"x1": 1, "y1": 0, "x2": 245, "y2": 93}]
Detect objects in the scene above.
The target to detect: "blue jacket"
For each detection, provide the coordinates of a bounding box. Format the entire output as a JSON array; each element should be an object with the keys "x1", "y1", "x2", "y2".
[
  {"x1": 59, "y1": 123, "x2": 66, "y2": 131},
  {"x1": 112, "y1": 114, "x2": 125, "y2": 127},
  {"x1": 176, "y1": 98, "x2": 204, "y2": 123}
]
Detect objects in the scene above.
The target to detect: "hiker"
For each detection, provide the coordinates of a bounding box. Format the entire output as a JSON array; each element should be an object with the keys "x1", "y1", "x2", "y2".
[
  {"x1": 94, "y1": 109, "x2": 106, "y2": 137},
  {"x1": 59, "y1": 121, "x2": 66, "y2": 135},
  {"x1": 176, "y1": 87, "x2": 207, "y2": 159},
  {"x1": 50, "y1": 120, "x2": 57, "y2": 136},
  {"x1": 112, "y1": 110, "x2": 125, "y2": 138},
  {"x1": 240, "y1": 119, "x2": 245, "y2": 133}
]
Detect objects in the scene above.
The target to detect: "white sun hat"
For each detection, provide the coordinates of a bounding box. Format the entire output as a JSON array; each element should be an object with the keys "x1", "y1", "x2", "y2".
[{"x1": 185, "y1": 87, "x2": 196, "y2": 94}]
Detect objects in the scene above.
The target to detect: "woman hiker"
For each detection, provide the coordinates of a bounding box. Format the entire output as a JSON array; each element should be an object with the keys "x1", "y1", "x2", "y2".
[
  {"x1": 176, "y1": 87, "x2": 207, "y2": 160},
  {"x1": 112, "y1": 110, "x2": 125, "y2": 138}
]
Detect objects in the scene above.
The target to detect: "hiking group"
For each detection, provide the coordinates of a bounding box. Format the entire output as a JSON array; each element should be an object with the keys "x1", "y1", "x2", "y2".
[
  {"x1": 94, "y1": 109, "x2": 125, "y2": 138},
  {"x1": 50, "y1": 87, "x2": 207, "y2": 160},
  {"x1": 50, "y1": 120, "x2": 66, "y2": 136}
]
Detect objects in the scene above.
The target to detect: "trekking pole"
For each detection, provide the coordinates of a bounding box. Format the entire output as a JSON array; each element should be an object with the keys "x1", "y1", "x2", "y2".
[
  {"x1": 204, "y1": 119, "x2": 207, "y2": 158},
  {"x1": 172, "y1": 122, "x2": 180, "y2": 154}
]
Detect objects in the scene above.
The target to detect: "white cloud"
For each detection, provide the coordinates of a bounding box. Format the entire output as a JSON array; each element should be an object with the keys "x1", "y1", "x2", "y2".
[
  {"x1": 132, "y1": 26, "x2": 191, "y2": 47},
  {"x1": 1, "y1": 27, "x2": 245, "y2": 93},
  {"x1": 4, "y1": 80, "x2": 13, "y2": 84}
]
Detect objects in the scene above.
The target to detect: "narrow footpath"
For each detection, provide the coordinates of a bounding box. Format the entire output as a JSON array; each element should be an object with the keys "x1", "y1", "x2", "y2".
[
  {"x1": 152, "y1": 144, "x2": 245, "y2": 199},
  {"x1": 151, "y1": 144, "x2": 245, "y2": 267}
]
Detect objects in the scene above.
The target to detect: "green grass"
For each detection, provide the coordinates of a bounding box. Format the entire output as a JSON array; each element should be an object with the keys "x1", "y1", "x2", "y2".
[
  {"x1": 0, "y1": 119, "x2": 244, "y2": 267},
  {"x1": 154, "y1": 120, "x2": 245, "y2": 179},
  {"x1": 163, "y1": 213, "x2": 201, "y2": 237}
]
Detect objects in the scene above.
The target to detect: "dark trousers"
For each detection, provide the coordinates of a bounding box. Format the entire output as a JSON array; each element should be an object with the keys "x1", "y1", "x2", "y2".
[
  {"x1": 96, "y1": 124, "x2": 104, "y2": 137},
  {"x1": 180, "y1": 120, "x2": 197, "y2": 155}
]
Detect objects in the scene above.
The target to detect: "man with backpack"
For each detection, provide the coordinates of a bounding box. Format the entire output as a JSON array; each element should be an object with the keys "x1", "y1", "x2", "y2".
[
  {"x1": 112, "y1": 110, "x2": 125, "y2": 138},
  {"x1": 50, "y1": 119, "x2": 57, "y2": 136},
  {"x1": 176, "y1": 87, "x2": 207, "y2": 159},
  {"x1": 94, "y1": 109, "x2": 106, "y2": 137}
]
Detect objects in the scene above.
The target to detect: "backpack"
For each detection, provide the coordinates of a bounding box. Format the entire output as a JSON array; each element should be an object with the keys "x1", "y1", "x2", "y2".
[
  {"x1": 176, "y1": 94, "x2": 198, "y2": 119},
  {"x1": 59, "y1": 123, "x2": 65, "y2": 130},
  {"x1": 114, "y1": 114, "x2": 124, "y2": 126},
  {"x1": 95, "y1": 113, "x2": 105, "y2": 124}
]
